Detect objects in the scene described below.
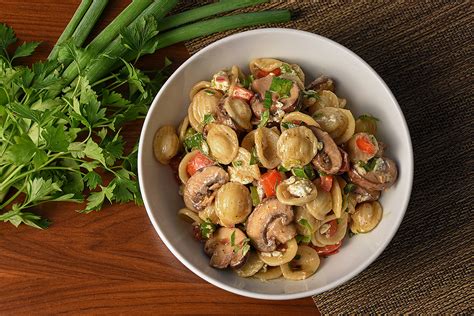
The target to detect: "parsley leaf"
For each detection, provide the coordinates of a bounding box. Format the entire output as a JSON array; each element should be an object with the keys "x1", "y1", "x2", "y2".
[
  {"x1": 258, "y1": 110, "x2": 270, "y2": 128},
  {"x1": 12, "y1": 41, "x2": 41, "y2": 60},
  {"x1": 269, "y1": 77, "x2": 293, "y2": 97},
  {"x1": 200, "y1": 220, "x2": 216, "y2": 239}
]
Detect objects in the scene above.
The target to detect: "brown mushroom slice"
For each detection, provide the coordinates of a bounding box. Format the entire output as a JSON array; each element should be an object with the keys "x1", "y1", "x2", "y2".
[
  {"x1": 349, "y1": 157, "x2": 398, "y2": 191},
  {"x1": 234, "y1": 251, "x2": 265, "y2": 277},
  {"x1": 306, "y1": 75, "x2": 335, "y2": 92},
  {"x1": 310, "y1": 127, "x2": 342, "y2": 175},
  {"x1": 353, "y1": 185, "x2": 381, "y2": 203},
  {"x1": 281, "y1": 245, "x2": 320, "y2": 281},
  {"x1": 204, "y1": 227, "x2": 248, "y2": 269},
  {"x1": 350, "y1": 201, "x2": 383, "y2": 233},
  {"x1": 277, "y1": 126, "x2": 319, "y2": 169},
  {"x1": 215, "y1": 182, "x2": 252, "y2": 227},
  {"x1": 183, "y1": 166, "x2": 229, "y2": 212},
  {"x1": 246, "y1": 197, "x2": 297, "y2": 252},
  {"x1": 258, "y1": 238, "x2": 298, "y2": 266},
  {"x1": 253, "y1": 266, "x2": 282, "y2": 281}
]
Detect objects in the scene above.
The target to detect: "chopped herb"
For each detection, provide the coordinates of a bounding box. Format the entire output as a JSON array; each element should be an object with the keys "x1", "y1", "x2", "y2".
[
  {"x1": 303, "y1": 89, "x2": 320, "y2": 100},
  {"x1": 362, "y1": 158, "x2": 377, "y2": 172},
  {"x1": 199, "y1": 220, "x2": 216, "y2": 239},
  {"x1": 184, "y1": 133, "x2": 204, "y2": 152},
  {"x1": 344, "y1": 183, "x2": 356, "y2": 194},
  {"x1": 269, "y1": 77, "x2": 293, "y2": 97},
  {"x1": 281, "y1": 121, "x2": 299, "y2": 129},
  {"x1": 298, "y1": 218, "x2": 313, "y2": 234},
  {"x1": 295, "y1": 234, "x2": 311, "y2": 244},
  {"x1": 242, "y1": 75, "x2": 253, "y2": 89},
  {"x1": 204, "y1": 89, "x2": 215, "y2": 95},
  {"x1": 258, "y1": 109, "x2": 270, "y2": 128},
  {"x1": 358, "y1": 114, "x2": 379, "y2": 121},
  {"x1": 280, "y1": 63, "x2": 293, "y2": 74},
  {"x1": 249, "y1": 147, "x2": 259, "y2": 165},
  {"x1": 232, "y1": 160, "x2": 243, "y2": 167},
  {"x1": 203, "y1": 113, "x2": 215, "y2": 124},
  {"x1": 184, "y1": 127, "x2": 197, "y2": 139},
  {"x1": 294, "y1": 254, "x2": 301, "y2": 260},
  {"x1": 278, "y1": 165, "x2": 289, "y2": 172},
  {"x1": 292, "y1": 165, "x2": 316, "y2": 180},
  {"x1": 250, "y1": 185, "x2": 260, "y2": 206},
  {"x1": 264, "y1": 90, "x2": 272, "y2": 109},
  {"x1": 230, "y1": 230, "x2": 236, "y2": 247}
]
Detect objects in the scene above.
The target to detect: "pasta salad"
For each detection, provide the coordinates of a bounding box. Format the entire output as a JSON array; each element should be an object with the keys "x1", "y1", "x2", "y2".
[{"x1": 153, "y1": 58, "x2": 398, "y2": 281}]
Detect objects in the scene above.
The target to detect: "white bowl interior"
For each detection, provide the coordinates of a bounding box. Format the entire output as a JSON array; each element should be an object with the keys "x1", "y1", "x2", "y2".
[{"x1": 138, "y1": 29, "x2": 413, "y2": 300}]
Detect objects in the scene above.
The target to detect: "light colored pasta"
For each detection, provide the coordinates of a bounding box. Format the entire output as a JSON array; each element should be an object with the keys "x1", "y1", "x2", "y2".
[
  {"x1": 234, "y1": 252, "x2": 265, "y2": 277},
  {"x1": 215, "y1": 182, "x2": 252, "y2": 226},
  {"x1": 178, "y1": 208, "x2": 203, "y2": 224},
  {"x1": 188, "y1": 88, "x2": 223, "y2": 132},
  {"x1": 280, "y1": 111, "x2": 320, "y2": 130},
  {"x1": 254, "y1": 127, "x2": 281, "y2": 169},
  {"x1": 153, "y1": 125, "x2": 179, "y2": 164},
  {"x1": 305, "y1": 181, "x2": 333, "y2": 220},
  {"x1": 281, "y1": 245, "x2": 320, "y2": 281},
  {"x1": 228, "y1": 147, "x2": 261, "y2": 184},
  {"x1": 277, "y1": 126, "x2": 319, "y2": 169},
  {"x1": 206, "y1": 124, "x2": 239, "y2": 164},
  {"x1": 253, "y1": 266, "x2": 282, "y2": 281},
  {"x1": 295, "y1": 205, "x2": 319, "y2": 235},
  {"x1": 258, "y1": 238, "x2": 298, "y2": 266},
  {"x1": 312, "y1": 212, "x2": 348, "y2": 247},
  {"x1": 276, "y1": 177, "x2": 318, "y2": 206},
  {"x1": 330, "y1": 176, "x2": 344, "y2": 218},
  {"x1": 350, "y1": 201, "x2": 383, "y2": 233}
]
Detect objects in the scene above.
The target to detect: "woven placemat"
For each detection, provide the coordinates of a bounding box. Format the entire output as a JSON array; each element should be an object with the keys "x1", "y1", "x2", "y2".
[{"x1": 182, "y1": 1, "x2": 473, "y2": 313}]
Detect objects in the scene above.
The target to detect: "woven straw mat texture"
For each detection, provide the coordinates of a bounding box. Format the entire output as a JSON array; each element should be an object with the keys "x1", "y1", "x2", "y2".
[{"x1": 180, "y1": 0, "x2": 473, "y2": 314}]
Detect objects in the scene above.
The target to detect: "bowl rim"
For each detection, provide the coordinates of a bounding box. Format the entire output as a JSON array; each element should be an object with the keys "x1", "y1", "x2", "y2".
[{"x1": 138, "y1": 27, "x2": 414, "y2": 300}]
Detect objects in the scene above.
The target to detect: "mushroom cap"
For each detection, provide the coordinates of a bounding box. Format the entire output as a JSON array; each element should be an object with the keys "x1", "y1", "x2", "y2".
[
  {"x1": 246, "y1": 197, "x2": 297, "y2": 252},
  {"x1": 183, "y1": 166, "x2": 229, "y2": 212},
  {"x1": 353, "y1": 185, "x2": 381, "y2": 203},
  {"x1": 310, "y1": 126, "x2": 342, "y2": 174},
  {"x1": 348, "y1": 157, "x2": 398, "y2": 191},
  {"x1": 204, "y1": 227, "x2": 248, "y2": 269}
]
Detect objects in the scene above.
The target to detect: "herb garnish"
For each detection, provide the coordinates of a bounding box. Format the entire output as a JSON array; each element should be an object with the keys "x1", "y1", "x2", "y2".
[
  {"x1": 362, "y1": 158, "x2": 378, "y2": 172},
  {"x1": 203, "y1": 113, "x2": 215, "y2": 124},
  {"x1": 200, "y1": 220, "x2": 216, "y2": 239},
  {"x1": 250, "y1": 185, "x2": 260, "y2": 206},
  {"x1": 249, "y1": 147, "x2": 259, "y2": 165},
  {"x1": 292, "y1": 165, "x2": 316, "y2": 180},
  {"x1": 269, "y1": 77, "x2": 293, "y2": 97},
  {"x1": 302, "y1": 89, "x2": 320, "y2": 100},
  {"x1": 358, "y1": 114, "x2": 379, "y2": 122},
  {"x1": 281, "y1": 122, "x2": 299, "y2": 129}
]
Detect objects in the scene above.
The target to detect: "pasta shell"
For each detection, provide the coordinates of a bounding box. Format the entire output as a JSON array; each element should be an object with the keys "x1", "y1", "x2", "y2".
[
  {"x1": 350, "y1": 201, "x2": 383, "y2": 233},
  {"x1": 228, "y1": 147, "x2": 261, "y2": 185},
  {"x1": 178, "y1": 150, "x2": 199, "y2": 184},
  {"x1": 249, "y1": 58, "x2": 283, "y2": 75},
  {"x1": 223, "y1": 97, "x2": 252, "y2": 131},
  {"x1": 178, "y1": 116, "x2": 190, "y2": 143},
  {"x1": 313, "y1": 107, "x2": 348, "y2": 140},
  {"x1": 276, "y1": 177, "x2": 318, "y2": 206},
  {"x1": 277, "y1": 126, "x2": 319, "y2": 169},
  {"x1": 305, "y1": 181, "x2": 333, "y2": 220},
  {"x1": 241, "y1": 129, "x2": 256, "y2": 152},
  {"x1": 188, "y1": 89, "x2": 223, "y2": 132},
  {"x1": 295, "y1": 206, "x2": 319, "y2": 235},
  {"x1": 253, "y1": 266, "x2": 282, "y2": 281},
  {"x1": 258, "y1": 238, "x2": 298, "y2": 266},
  {"x1": 280, "y1": 111, "x2": 320, "y2": 130},
  {"x1": 198, "y1": 203, "x2": 221, "y2": 225},
  {"x1": 331, "y1": 175, "x2": 344, "y2": 218},
  {"x1": 207, "y1": 124, "x2": 239, "y2": 164},
  {"x1": 153, "y1": 125, "x2": 179, "y2": 165},
  {"x1": 312, "y1": 212, "x2": 348, "y2": 246},
  {"x1": 234, "y1": 251, "x2": 265, "y2": 277},
  {"x1": 254, "y1": 127, "x2": 281, "y2": 169},
  {"x1": 281, "y1": 245, "x2": 320, "y2": 281},
  {"x1": 215, "y1": 182, "x2": 252, "y2": 226},
  {"x1": 178, "y1": 208, "x2": 203, "y2": 225},
  {"x1": 189, "y1": 81, "x2": 211, "y2": 101},
  {"x1": 333, "y1": 109, "x2": 355, "y2": 145}
]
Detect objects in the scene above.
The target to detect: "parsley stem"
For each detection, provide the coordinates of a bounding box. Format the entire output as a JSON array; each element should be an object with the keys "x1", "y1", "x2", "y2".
[
  {"x1": 156, "y1": 0, "x2": 269, "y2": 32},
  {"x1": 48, "y1": 0, "x2": 93, "y2": 60},
  {"x1": 0, "y1": 181, "x2": 26, "y2": 209}
]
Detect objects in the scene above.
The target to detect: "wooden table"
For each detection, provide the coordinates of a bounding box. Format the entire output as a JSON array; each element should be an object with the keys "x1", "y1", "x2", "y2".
[{"x1": 0, "y1": 1, "x2": 318, "y2": 314}]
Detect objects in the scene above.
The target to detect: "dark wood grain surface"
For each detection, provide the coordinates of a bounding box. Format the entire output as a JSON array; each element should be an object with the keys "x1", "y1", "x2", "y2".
[{"x1": 0, "y1": 1, "x2": 318, "y2": 314}]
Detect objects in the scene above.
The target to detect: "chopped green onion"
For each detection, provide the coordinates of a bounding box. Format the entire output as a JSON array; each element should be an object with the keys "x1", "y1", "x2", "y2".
[
  {"x1": 298, "y1": 218, "x2": 313, "y2": 234},
  {"x1": 249, "y1": 147, "x2": 259, "y2": 165},
  {"x1": 269, "y1": 77, "x2": 293, "y2": 97},
  {"x1": 292, "y1": 165, "x2": 316, "y2": 180},
  {"x1": 184, "y1": 132, "x2": 204, "y2": 152},
  {"x1": 281, "y1": 122, "x2": 299, "y2": 129},
  {"x1": 200, "y1": 220, "x2": 216, "y2": 239},
  {"x1": 295, "y1": 234, "x2": 311, "y2": 244},
  {"x1": 264, "y1": 90, "x2": 272, "y2": 109},
  {"x1": 242, "y1": 75, "x2": 253, "y2": 89},
  {"x1": 358, "y1": 114, "x2": 379, "y2": 122},
  {"x1": 292, "y1": 167, "x2": 307, "y2": 179},
  {"x1": 303, "y1": 89, "x2": 320, "y2": 99},
  {"x1": 278, "y1": 165, "x2": 289, "y2": 172},
  {"x1": 203, "y1": 113, "x2": 214, "y2": 124},
  {"x1": 362, "y1": 158, "x2": 377, "y2": 172},
  {"x1": 204, "y1": 89, "x2": 215, "y2": 95},
  {"x1": 230, "y1": 230, "x2": 236, "y2": 246},
  {"x1": 70, "y1": 0, "x2": 109, "y2": 49},
  {"x1": 258, "y1": 110, "x2": 270, "y2": 128},
  {"x1": 250, "y1": 186, "x2": 260, "y2": 206}
]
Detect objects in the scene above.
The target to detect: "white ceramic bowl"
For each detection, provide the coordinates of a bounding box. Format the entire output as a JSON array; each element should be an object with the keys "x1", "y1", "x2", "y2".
[{"x1": 138, "y1": 28, "x2": 413, "y2": 300}]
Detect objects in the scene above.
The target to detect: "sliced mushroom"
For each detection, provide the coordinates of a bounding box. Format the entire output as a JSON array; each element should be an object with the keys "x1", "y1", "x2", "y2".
[
  {"x1": 309, "y1": 126, "x2": 342, "y2": 174},
  {"x1": 353, "y1": 185, "x2": 381, "y2": 203},
  {"x1": 306, "y1": 75, "x2": 335, "y2": 92},
  {"x1": 348, "y1": 157, "x2": 398, "y2": 191},
  {"x1": 338, "y1": 147, "x2": 350, "y2": 173},
  {"x1": 183, "y1": 166, "x2": 229, "y2": 212},
  {"x1": 250, "y1": 75, "x2": 300, "y2": 118},
  {"x1": 246, "y1": 197, "x2": 297, "y2": 252},
  {"x1": 204, "y1": 227, "x2": 248, "y2": 269}
]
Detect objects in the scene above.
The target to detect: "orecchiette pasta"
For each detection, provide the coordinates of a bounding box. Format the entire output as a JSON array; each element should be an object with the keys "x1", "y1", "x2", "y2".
[
  {"x1": 277, "y1": 126, "x2": 319, "y2": 169},
  {"x1": 254, "y1": 127, "x2": 281, "y2": 169},
  {"x1": 206, "y1": 124, "x2": 239, "y2": 164},
  {"x1": 215, "y1": 182, "x2": 252, "y2": 226},
  {"x1": 154, "y1": 57, "x2": 398, "y2": 282},
  {"x1": 153, "y1": 125, "x2": 179, "y2": 164}
]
